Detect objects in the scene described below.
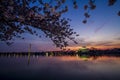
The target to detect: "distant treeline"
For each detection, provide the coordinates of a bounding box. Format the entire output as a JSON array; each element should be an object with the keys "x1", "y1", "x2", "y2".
[
  {"x1": 0, "y1": 51, "x2": 76, "y2": 57},
  {"x1": 0, "y1": 48, "x2": 120, "y2": 57}
]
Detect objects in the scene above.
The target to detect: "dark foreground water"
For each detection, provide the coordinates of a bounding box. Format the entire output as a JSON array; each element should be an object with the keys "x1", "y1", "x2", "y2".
[{"x1": 0, "y1": 55, "x2": 120, "y2": 80}]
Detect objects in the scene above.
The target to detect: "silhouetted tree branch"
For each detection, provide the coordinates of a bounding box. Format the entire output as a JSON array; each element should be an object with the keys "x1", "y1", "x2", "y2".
[{"x1": 0, "y1": 0, "x2": 119, "y2": 48}]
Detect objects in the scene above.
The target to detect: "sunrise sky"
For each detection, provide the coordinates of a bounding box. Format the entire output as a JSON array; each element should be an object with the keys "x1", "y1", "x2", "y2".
[{"x1": 0, "y1": 0, "x2": 120, "y2": 52}]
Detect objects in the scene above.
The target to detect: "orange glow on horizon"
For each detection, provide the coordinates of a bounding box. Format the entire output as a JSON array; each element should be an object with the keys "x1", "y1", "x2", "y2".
[{"x1": 65, "y1": 45, "x2": 120, "y2": 51}]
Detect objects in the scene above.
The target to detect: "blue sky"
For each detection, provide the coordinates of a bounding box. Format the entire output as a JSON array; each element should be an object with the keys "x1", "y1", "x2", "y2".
[{"x1": 0, "y1": 0, "x2": 120, "y2": 52}]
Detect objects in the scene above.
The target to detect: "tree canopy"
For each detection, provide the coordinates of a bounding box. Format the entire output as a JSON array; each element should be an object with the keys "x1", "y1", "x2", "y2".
[{"x1": 0, "y1": 0, "x2": 119, "y2": 48}]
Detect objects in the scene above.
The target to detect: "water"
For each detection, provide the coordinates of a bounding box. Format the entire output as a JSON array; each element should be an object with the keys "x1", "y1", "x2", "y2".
[{"x1": 0, "y1": 55, "x2": 120, "y2": 80}]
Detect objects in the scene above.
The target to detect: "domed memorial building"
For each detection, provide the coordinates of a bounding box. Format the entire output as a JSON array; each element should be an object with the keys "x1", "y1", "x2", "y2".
[{"x1": 77, "y1": 46, "x2": 89, "y2": 53}]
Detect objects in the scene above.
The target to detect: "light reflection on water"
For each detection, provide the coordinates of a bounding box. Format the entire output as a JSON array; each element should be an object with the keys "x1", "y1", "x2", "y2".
[{"x1": 0, "y1": 55, "x2": 120, "y2": 80}]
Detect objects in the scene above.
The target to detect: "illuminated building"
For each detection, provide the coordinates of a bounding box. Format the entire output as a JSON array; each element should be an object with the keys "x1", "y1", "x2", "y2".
[{"x1": 77, "y1": 46, "x2": 89, "y2": 53}]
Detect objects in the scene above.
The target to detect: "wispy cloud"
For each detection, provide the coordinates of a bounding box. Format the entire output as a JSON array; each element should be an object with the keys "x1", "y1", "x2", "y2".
[
  {"x1": 94, "y1": 41, "x2": 113, "y2": 46},
  {"x1": 94, "y1": 22, "x2": 107, "y2": 33},
  {"x1": 68, "y1": 38, "x2": 120, "y2": 48},
  {"x1": 115, "y1": 37, "x2": 120, "y2": 40}
]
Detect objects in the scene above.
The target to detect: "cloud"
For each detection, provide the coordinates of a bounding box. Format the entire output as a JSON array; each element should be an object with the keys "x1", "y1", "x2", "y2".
[
  {"x1": 68, "y1": 39, "x2": 118, "y2": 47},
  {"x1": 76, "y1": 37, "x2": 114, "y2": 47},
  {"x1": 94, "y1": 41, "x2": 113, "y2": 46},
  {"x1": 94, "y1": 22, "x2": 107, "y2": 33},
  {"x1": 115, "y1": 37, "x2": 120, "y2": 40}
]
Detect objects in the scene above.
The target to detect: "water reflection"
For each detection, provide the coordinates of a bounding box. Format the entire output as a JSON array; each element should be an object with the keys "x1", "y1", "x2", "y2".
[{"x1": 0, "y1": 54, "x2": 120, "y2": 80}]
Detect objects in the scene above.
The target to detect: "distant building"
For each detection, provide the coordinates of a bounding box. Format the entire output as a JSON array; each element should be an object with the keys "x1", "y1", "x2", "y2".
[{"x1": 77, "y1": 46, "x2": 89, "y2": 53}]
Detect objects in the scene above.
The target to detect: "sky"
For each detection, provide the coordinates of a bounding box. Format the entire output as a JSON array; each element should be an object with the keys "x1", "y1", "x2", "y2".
[{"x1": 0, "y1": 0, "x2": 120, "y2": 52}]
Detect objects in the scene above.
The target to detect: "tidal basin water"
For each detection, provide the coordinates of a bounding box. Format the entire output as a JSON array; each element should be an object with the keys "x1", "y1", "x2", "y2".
[{"x1": 0, "y1": 55, "x2": 120, "y2": 80}]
